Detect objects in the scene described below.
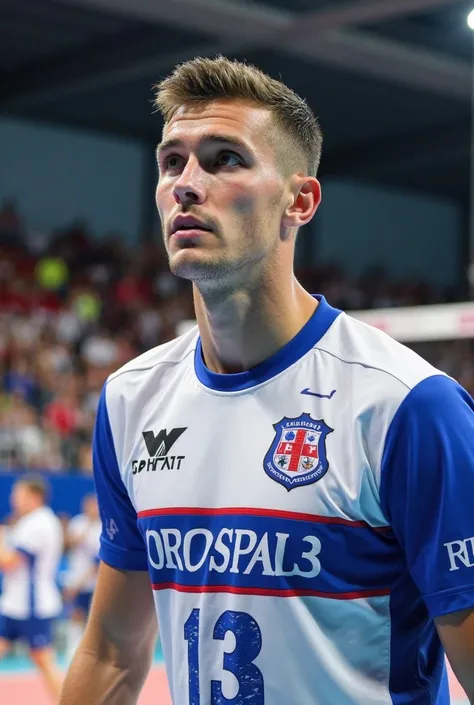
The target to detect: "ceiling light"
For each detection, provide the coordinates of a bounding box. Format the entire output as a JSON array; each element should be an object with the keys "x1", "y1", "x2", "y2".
[{"x1": 468, "y1": 9, "x2": 474, "y2": 30}]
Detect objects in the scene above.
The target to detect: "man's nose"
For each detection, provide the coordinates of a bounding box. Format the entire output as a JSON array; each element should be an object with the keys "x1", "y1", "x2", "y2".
[{"x1": 173, "y1": 158, "x2": 206, "y2": 206}]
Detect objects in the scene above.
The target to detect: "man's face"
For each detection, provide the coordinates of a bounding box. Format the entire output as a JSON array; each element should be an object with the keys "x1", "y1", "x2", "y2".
[
  {"x1": 11, "y1": 483, "x2": 34, "y2": 517},
  {"x1": 156, "y1": 99, "x2": 292, "y2": 285}
]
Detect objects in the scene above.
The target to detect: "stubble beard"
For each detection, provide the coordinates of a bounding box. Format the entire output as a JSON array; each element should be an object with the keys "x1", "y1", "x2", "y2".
[
  {"x1": 166, "y1": 208, "x2": 278, "y2": 291},
  {"x1": 168, "y1": 247, "x2": 248, "y2": 291}
]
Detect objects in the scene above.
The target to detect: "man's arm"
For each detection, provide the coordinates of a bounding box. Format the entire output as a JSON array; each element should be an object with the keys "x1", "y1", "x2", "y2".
[
  {"x1": 60, "y1": 561, "x2": 157, "y2": 705},
  {"x1": 0, "y1": 549, "x2": 23, "y2": 571},
  {"x1": 435, "y1": 610, "x2": 474, "y2": 703},
  {"x1": 380, "y1": 375, "x2": 474, "y2": 700},
  {"x1": 0, "y1": 526, "x2": 24, "y2": 571},
  {"x1": 61, "y1": 383, "x2": 156, "y2": 703}
]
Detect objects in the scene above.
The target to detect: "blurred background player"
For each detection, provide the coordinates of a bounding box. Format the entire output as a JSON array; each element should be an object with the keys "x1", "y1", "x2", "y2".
[
  {"x1": 62, "y1": 494, "x2": 100, "y2": 663},
  {"x1": 0, "y1": 476, "x2": 63, "y2": 702}
]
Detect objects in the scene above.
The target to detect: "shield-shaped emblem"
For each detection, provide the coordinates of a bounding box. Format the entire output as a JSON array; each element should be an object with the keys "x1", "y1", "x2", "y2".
[{"x1": 263, "y1": 414, "x2": 333, "y2": 490}]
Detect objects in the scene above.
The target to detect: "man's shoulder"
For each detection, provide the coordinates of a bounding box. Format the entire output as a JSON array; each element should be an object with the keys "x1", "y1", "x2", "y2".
[
  {"x1": 14, "y1": 507, "x2": 60, "y2": 542},
  {"x1": 319, "y1": 310, "x2": 443, "y2": 394},
  {"x1": 35, "y1": 506, "x2": 62, "y2": 530},
  {"x1": 17, "y1": 507, "x2": 48, "y2": 528},
  {"x1": 106, "y1": 325, "x2": 199, "y2": 391},
  {"x1": 68, "y1": 513, "x2": 87, "y2": 533}
]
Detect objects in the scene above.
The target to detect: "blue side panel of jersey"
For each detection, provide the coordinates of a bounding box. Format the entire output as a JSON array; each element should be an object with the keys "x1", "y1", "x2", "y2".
[
  {"x1": 16, "y1": 548, "x2": 36, "y2": 619},
  {"x1": 381, "y1": 374, "x2": 474, "y2": 704},
  {"x1": 93, "y1": 386, "x2": 148, "y2": 571},
  {"x1": 387, "y1": 568, "x2": 449, "y2": 704}
]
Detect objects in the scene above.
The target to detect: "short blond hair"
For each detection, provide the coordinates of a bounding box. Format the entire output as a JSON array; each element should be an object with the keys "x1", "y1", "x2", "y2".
[
  {"x1": 154, "y1": 56, "x2": 323, "y2": 176},
  {"x1": 16, "y1": 474, "x2": 49, "y2": 503}
]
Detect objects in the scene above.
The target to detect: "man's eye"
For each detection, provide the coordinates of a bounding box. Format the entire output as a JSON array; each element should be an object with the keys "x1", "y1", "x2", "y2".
[
  {"x1": 215, "y1": 152, "x2": 242, "y2": 168},
  {"x1": 164, "y1": 155, "x2": 183, "y2": 170}
]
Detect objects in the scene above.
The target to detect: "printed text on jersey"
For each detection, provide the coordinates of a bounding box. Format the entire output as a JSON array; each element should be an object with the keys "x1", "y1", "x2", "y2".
[{"x1": 138, "y1": 508, "x2": 399, "y2": 599}]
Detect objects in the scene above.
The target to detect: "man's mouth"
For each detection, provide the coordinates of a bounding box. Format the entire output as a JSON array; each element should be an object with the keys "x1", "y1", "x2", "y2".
[{"x1": 171, "y1": 215, "x2": 213, "y2": 236}]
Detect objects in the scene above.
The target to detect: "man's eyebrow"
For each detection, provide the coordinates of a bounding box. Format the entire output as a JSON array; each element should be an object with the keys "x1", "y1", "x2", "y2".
[{"x1": 156, "y1": 134, "x2": 250, "y2": 156}]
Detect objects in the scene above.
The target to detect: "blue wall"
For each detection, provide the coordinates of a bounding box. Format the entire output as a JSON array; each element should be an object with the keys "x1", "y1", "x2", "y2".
[
  {"x1": 0, "y1": 117, "x2": 147, "y2": 243},
  {"x1": 317, "y1": 180, "x2": 461, "y2": 286},
  {"x1": 0, "y1": 473, "x2": 95, "y2": 522}
]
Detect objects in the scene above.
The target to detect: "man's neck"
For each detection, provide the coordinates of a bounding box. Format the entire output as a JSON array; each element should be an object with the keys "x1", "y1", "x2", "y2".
[
  {"x1": 193, "y1": 276, "x2": 317, "y2": 374},
  {"x1": 21, "y1": 504, "x2": 42, "y2": 518}
]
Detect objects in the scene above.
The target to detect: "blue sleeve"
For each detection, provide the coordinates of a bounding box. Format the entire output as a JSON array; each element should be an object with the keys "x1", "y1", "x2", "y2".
[
  {"x1": 380, "y1": 375, "x2": 474, "y2": 618},
  {"x1": 93, "y1": 386, "x2": 148, "y2": 571},
  {"x1": 15, "y1": 547, "x2": 35, "y2": 561}
]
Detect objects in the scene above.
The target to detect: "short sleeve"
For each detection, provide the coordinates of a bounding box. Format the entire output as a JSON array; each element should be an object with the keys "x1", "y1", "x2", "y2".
[
  {"x1": 93, "y1": 385, "x2": 148, "y2": 571},
  {"x1": 380, "y1": 375, "x2": 474, "y2": 618},
  {"x1": 13, "y1": 521, "x2": 42, "y2": 557}
]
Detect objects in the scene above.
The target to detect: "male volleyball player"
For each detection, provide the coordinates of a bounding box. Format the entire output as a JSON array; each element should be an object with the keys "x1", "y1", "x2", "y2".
[
  {"x1": 61, "y1": 57, "x2": 474, "y2": 705},
  {"x1": 0, "y1": 476, "x2": 64, "y2": 701},
  {"x1": 63, "y1": 494, "x2": 100, "y2": 662}
]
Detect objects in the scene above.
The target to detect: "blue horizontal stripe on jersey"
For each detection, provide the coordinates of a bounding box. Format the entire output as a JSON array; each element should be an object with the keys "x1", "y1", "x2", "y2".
[{"x1": 138, "y1": 509, "x2": 403, "y2": 597}]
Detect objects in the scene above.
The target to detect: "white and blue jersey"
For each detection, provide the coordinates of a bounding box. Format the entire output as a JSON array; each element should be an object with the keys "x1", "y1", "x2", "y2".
[
  {"x1": 66, "y1": 514, "x2": 101, "y2": 594},
  {"x1": 93, "y1": 295, "x2": 474, "y2": 705},
  {"x1": 0, "y1": 506, "x2": 63, "y2": 620}
]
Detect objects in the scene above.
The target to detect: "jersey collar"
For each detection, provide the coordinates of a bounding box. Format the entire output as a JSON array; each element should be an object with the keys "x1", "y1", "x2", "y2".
[{"x1": 194, "y1": 295, "x2": 341, "y2": 392}]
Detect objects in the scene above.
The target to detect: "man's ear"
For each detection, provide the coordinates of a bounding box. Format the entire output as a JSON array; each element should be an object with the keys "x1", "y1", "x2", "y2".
[{"x1": 281, "y1": 176, "x2": 321, "y2": 229}]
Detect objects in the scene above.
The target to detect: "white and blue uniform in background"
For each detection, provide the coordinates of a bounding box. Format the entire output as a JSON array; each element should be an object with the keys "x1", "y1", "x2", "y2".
[
  {"x1": 0, "y1": 506, "x2": 63, "y2": 650},
  {"x1": 94, "y1": 295, "x2": 474, "y2": 705},
  {"x1": 66, "y1": 514, "x2": 101, "y2": 613}
]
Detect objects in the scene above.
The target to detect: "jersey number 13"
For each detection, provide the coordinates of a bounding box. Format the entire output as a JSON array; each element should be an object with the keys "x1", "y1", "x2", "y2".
[{"x1": 184, "y1": 608, "x2": 264, "y2": 704}]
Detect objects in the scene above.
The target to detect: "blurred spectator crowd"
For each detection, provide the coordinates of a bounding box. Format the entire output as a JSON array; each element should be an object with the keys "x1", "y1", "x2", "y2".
[
  {"x1": 0, "y1": 199, "x2": 194, "y2": 473},
  {"x1": 0, "y1": 198, "x2": 471, "y2": 472}
]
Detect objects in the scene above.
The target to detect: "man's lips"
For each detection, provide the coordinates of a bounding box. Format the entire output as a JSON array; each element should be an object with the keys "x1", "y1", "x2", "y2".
[
  {"x1": 171, "y1": 229, "x2": 208, "y2": 246},
  {"x1": 171, "y1": 215, "x2": 213, "y2": 235}
]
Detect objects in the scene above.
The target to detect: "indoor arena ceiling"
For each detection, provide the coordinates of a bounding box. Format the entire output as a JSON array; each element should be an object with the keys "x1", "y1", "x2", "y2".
[{"x1": 1, "y1": 0, "x2": 473, "y2": 200}]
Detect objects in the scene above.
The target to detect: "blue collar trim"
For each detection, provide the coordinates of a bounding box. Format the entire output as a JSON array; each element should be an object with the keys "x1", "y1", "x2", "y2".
[{"x1": 194, "y1": 295, "x2": 341, "y2": 392}]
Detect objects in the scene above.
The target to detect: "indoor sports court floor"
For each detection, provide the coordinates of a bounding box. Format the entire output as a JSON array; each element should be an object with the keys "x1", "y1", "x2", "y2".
[
  {"x1": 0, "y1": 655, "x2": 468, "y2": 704},
  {"x1": 0, "y1": 656, "x2": 170, "y2": 704}
]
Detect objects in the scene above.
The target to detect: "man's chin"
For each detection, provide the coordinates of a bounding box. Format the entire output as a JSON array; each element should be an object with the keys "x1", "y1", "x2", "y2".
[{"x1": 169, "y1": 250, "x2": 227, "y2": 283}]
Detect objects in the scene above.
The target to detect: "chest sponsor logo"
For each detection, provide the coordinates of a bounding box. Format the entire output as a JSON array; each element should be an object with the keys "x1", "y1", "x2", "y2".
[
  {"x1": 146, "y1": 526, "x2": 322, "y2": 580},
  {"x1": 264, "y1": 414, "x2": 333, "y2": 490},
  {"x1": 132, "y1": 427, "x2": 187, "y2": 474},
  {"x1": 445, "y1": 536, "x2": 474, "y2": 571},
  {"x1": 138, "y1": 511, "x2": 397, "y2": 598}
]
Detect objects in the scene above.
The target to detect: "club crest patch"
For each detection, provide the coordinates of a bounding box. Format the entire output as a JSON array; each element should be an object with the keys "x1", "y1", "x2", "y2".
[{"x1": 264, "y1": 414, "x2": 333, "y2": 491}]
